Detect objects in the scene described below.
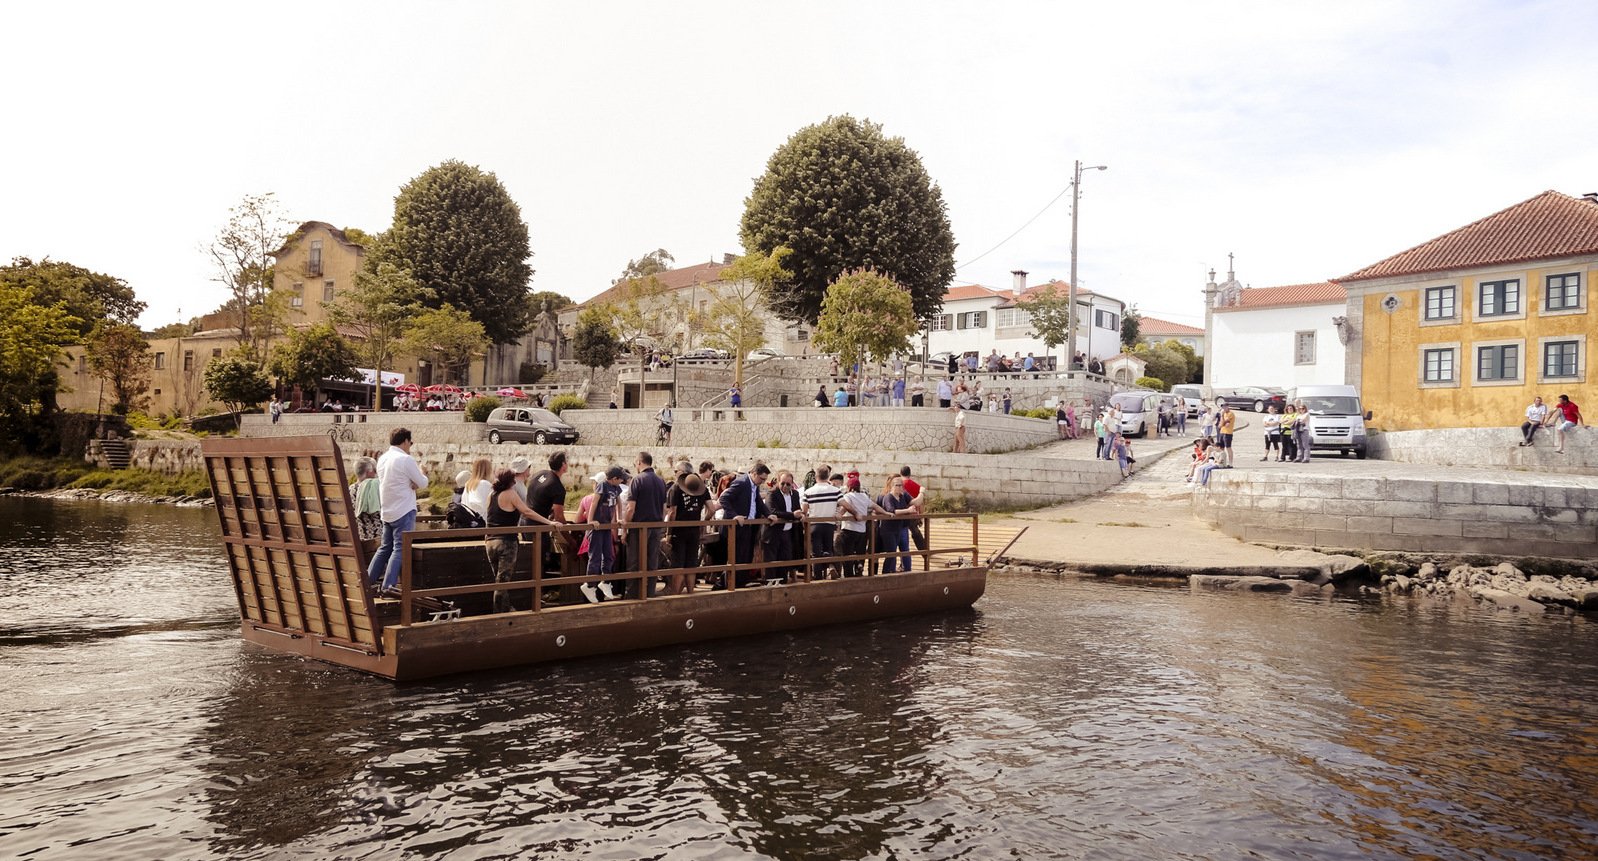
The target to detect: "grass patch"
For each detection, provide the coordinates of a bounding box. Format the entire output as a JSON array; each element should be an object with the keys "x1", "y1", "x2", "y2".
[
  {"x1": 1053, "y1": 517, "x2": 1079, "y2": 523},
  {"x1": 68, "y1": 467, "x2": 212, "y2": 498},
  {"x1": 0, "y1": 455, "x2": 95, "y2": 491},
  {"x1": 1097, "y1": 521, "x2": 1151, "y2": 528}
]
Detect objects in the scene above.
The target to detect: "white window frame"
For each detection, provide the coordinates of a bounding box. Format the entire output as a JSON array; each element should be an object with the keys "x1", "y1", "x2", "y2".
[
  {"x1": 292, "y1": 281, "x2": 305, "y2": 309},
  {"x1": 956, "y1": 311, "x2": 987, "y2": 330},
  {"x1": 995, "y1": 307, "x2": 1032, "y2": 329},
  {"x1": 1472, "y1": 275, "x2": 1526, "y2": 321},
  {"x1": 1294, "y1": 330, "x2": 1316, "y2": 365},
  {"x1": 1541, "y1": 271, "x2": 1586, "y2": 317},
  {"x1": 1418, "y1": 341, "x2": 1460, "y2": 389},
  {"x1": 1094, "y1": 309, "x2": 1119, "y2": 330},
  {"x1": 1471, "y1": 337, "x2": 1525, "y2": 387},
  {"x1": 1537, "y1": 334, "x2": 1586, "y2": 384},
  {"x1": 929, "y1": 314, "x2": 952, "y2": 332},
  {"x1": 1421, "y1": 284, "x2": 1460, "y2": 325}
]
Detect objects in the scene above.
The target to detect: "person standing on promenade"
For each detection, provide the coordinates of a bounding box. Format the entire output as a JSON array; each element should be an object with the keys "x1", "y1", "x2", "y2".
[
  {"x1": 367, "y1": 428, "x2": 428, "y2": 592},
  {"x1": 729, "y1": 384, "x2": 741, "y2": 410},
  {"x1": 952, "y1": 408, "x2": 968, "y2": 453},
  {"x1": 664, "y1": 471, "x2": 710, "y2": 594},
  {"x1": 937, "y1": 377, "x2": 953, "y2": 408},
  {"x1": 1292, "y1": 400, "x2": 1313, "y2": 462},
  {"x1": 609, "y1": 385, "x2": 618, "y2": 409},
  {"x1": 910, "y1": 376, "x2": 925, "y2": 407},
  {"x1": 1056, "y1": 401, "x2": 1070, "y2": 440},
  {"x1": 1262, "y1": 406, "x2": 1282, "y2": 461},
  {"x1": 526, "y1": 451, "x2": 570, "y2": 575},
  {"x1": 892, "y1": 375, "x2": 906, "y2": 407},
  {"x1": 1217, "y1": 405, "x2": 1248, "y2": 468},
  {"x1": 1094, "y1": 412, "x2": 1109, "y2": 459},
  {"x1": 1002, "y1": 388, "x2": 1012, "y2": 415},
  {"x1": 1520, "y1": 396, "x2": 1548, "y2": 446},
  {"x1": 269, "y1": 396, "x2": 283, "y2": 423},
  {"x1": 1175, "y1": 400, "x2": 1188, "y2": 437},
  {"x1": 1552, "y1": 394, "x2": 1585, "y2": 453},
  {"x1": 1199, "y1": 403, "x2": 1217, "y2": 442},
  {"x1": 1278, "y1": 404, "x2": 1298, "y2": 462}
]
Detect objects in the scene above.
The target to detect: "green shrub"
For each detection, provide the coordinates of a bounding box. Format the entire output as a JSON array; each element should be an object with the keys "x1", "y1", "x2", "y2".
[
  {"x1": 1135, "y1": 376, "x2": 1167, "y2": 392},
  {"x1": 1016, "y1": 407, "x2": 1053, "y2": 419},
  {"x1": 67, "y1": 467, "x2": 213, "y2": 498},
  {"x1": 465, "y1": 396, "x2": 501, "y2": 422},
  {"x1": 126, "y1": 411, "x2": 160, "y2": 431},
  {"x1": 546, "y1": 393, "x2": 587, "y2": 415},
  {"x1": 0, "y1": 456, "x2": 93, "y2": 490}
]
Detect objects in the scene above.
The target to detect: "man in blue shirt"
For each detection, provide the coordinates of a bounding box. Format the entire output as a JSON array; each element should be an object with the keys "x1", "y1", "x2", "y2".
[
  {"x1": 891, "y1": 375, "x2": 906, "y2": 407},
  {"x1": 936, "y1": 377, "x2": 953, "y2": 408}
]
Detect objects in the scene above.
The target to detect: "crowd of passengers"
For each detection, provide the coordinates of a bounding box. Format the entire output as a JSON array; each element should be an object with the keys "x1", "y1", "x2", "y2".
[{"x1": 353, "y1": 428, "x2": 934, "y2": 612}]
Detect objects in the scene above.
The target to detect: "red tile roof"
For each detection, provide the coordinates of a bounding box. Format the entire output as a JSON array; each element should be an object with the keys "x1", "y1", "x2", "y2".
[
  {"x1": 581, "y1": 260, "x2": 729, "y2": 307},
  {"x1": 1340, "y1": 190, "x2": 1598, "y2": 282},
  {"x1": 1213, "y1": 282, "x2": 1346, "y2": 312},
  {"x1": 1138, "y1": 315, "x2": 1203, "y2": 335},
  {"x1": 943, "y1": 283, "x2": 1006, "y2": 301}
]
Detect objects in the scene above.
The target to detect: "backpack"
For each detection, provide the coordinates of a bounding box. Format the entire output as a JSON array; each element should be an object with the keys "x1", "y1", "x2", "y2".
[{"x1": 446, "y1": 501, "x2": 483, "y2": 530}]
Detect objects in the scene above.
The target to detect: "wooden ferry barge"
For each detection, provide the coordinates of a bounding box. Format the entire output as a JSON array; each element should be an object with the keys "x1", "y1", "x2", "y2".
[{"x1": 200, "y1": 436, "x2": 991, "y2": 680}]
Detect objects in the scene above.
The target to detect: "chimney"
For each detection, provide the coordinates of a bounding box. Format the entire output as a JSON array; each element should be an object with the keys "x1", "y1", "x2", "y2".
[
  {"x1": 1011, "y1": 270, "x2": 1028, "y2": 293},
  {"x1": 724, "y1": 253, "x2": 735, "y2": 264}
]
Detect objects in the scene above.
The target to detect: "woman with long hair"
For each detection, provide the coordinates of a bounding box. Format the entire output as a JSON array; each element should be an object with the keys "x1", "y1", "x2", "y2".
[
  {"x1": 875, "y1": 475, "x2": 914, "y2": 574},
  {"x1": 484, "y1": 469, "x2": 560, "y2": 613}
]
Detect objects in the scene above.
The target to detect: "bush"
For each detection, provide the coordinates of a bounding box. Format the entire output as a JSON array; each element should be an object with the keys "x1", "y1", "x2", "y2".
[
  {"x1": 67, "y1": 466, "x2": 213, "y2": 498},
  {"x1": 546, "y1": 393, "x2": 587, "y2": 415},
  {"x1": 1135, "y1": 376, "x2": 1167, "y2": 392},
  {"x1": 0, "y1": 456, "x2": 93, "y2": 490},
  {"x1": 1016, "y1": 407, "x2": 1054, "y2": 419},
  {"x1": 465, "y1": 396, "x2": 501, "y2": 422}
]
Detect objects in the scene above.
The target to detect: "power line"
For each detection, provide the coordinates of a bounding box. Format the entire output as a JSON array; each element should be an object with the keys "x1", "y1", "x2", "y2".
[{"x1": 955, "y1": 183, "x2": 1073, "y2": 272}]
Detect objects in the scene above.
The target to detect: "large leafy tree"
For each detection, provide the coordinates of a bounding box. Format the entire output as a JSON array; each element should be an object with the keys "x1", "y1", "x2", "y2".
[
  {"x1": 371, "y1": 160, "x2": 535, "y2": 345},
  {"x1": 572, "y1": 306, "x2": 619, "y2": 382},
  {"x1": 1121, "y1": 305, "x2": 1142, "y2": 350},
  {"x1": 204, "y1": 352, "x2": 274, "y2": 415},
  {"x1": 401, "y1": 305, "x2": 488, "y2": 385},
  {"x1": 705, "y1": 247, "x2": 791, "y2": 387},
  {"x1": 85, "y1": 322, "x2": 153, "y2": 414},
  {"x1": 205, "y1": 193, "x2": 294, "y2": 365},
  {"x1": 613, "y1": 249, "x2": 674, "y2": 286},
  {"x1": 739, "y1": 115, "x2": 956, "y2": 325},
  {"x1": 0, "y1": 257, "x2": 145, "y2": 336},
  {"x1": 0, "y1": 283, "x2": 83, "y2": 452},
  {"x1": 1014, "y1": 282, "x2": 1074, "y2": 367},
  {"x1": 1131, "y1": 341, "x2": 1189, "y2": 389},
  {"x1": 810, "y1": 269, "x2": 920, "y2": 399},
  {"x1": 268, "y1": 322, "x2": 361, "y2": 396}
]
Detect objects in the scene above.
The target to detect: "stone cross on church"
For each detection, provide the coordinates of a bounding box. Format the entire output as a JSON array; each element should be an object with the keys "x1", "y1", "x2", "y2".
[{"x1": 1201, "y1": 254, "x2": 1244, "y2": 392}]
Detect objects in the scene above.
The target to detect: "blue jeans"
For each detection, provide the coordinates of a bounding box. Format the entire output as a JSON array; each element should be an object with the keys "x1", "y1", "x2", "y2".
[
  {"x1": 879, "y1": 526, "x2": 911, "y2": 573},
  {"x1": 367, "y1": 509, "x2": 416, "y2": 590}
]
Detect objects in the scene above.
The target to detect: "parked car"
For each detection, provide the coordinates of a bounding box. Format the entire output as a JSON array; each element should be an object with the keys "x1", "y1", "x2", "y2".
[
  {"x1": 1169, "y1": 384, "x2": 1203, "y2": 417},
  {"x1": 1215, "y1": 386, "x2": 1286, "y2": 413},
  {"x1": 1109, "y1": 392, "x2": 1158, "y2": 438},
  {"x1": 748, "y1": 347, "x2": 786, "y2": 360},
  {"x1": 681, "y1": 347, "x2": 728, "y2": 360},
  {"x1": 485, "y1": 407, "x2": 580, "y2": 445}
]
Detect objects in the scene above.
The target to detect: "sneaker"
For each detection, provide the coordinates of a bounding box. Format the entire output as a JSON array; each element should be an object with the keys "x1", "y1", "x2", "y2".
[
  {"x1": 580, "y1": 583, "x2": 600, "y2": 604},
  {"x1": 598, "y1": 581, "x2": 618, "y2": 600}
]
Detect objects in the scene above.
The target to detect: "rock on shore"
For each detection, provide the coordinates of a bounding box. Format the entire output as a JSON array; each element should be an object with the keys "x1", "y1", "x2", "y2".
[
  {"x1": 20, "y1": 487, "x2": 214, "y2": 507},
  {"x1": 1379, "y1": 560, "x2": 1598, "y2": 613}
]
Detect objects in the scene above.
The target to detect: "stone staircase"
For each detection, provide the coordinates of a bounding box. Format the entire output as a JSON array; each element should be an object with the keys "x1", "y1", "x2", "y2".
[{"x1": 100, "y1": 438, "x2": 132, "y2": 470}]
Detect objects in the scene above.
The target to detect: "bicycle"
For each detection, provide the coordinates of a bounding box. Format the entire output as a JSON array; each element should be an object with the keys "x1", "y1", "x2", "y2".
[
  {"x1": 328, "y1": 426, "x2": 356, "y2": 442},
  {"x1": 654, "y1": 423, "x2": 671, "y2": 445}
]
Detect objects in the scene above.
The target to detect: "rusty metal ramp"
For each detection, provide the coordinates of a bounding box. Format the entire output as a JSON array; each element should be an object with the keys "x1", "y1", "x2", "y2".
[{"x1": 201, "y1": 436, "x2": 384, "y2": 665}]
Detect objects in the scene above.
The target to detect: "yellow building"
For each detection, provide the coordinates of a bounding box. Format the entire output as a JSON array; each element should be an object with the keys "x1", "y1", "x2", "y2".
[
  {"x1": 271, "y1": 221, "x2": 367, "y2": 329},
  {"x1": 1341, "y1": 190, "x2": 1597, "y2": 431}
]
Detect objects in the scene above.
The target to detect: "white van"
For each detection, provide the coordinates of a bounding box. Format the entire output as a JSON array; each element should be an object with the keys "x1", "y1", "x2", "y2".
[{"x1": 1286, "y1": 385, "x2": 1373, "y2": 459}]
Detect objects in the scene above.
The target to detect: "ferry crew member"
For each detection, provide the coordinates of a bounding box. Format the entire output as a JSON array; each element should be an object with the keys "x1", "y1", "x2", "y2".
[
  {"x1": 484, "y1": 469, "x2": 562, "y2": 614},
  {"x1": 368, "y1": 428, "x2": 428, "y2": 592}
]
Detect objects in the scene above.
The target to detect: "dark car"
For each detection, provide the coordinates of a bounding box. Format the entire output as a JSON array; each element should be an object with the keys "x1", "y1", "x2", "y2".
[
  {"x1": 485, "y1": 407, "x2": 579, "y2": 445},
  {"x1": 1215, "y1": 386, "x2": 1286, "y2": 413}
]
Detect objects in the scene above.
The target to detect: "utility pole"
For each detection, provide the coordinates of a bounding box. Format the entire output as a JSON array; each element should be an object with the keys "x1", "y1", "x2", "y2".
[{"x1": 1068, "y1": 160, "x2": 1107, "y2": 370}]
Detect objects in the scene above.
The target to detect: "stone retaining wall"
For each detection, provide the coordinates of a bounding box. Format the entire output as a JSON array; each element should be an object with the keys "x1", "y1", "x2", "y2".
[
  {"x1": 561, "y1": 408, "x2": 1057, "y2": 453},
  {"x1": 1369, "y1": 427, "x2": 1597, "y2": 476},
  {"x1": 1192, "y1": 470, "x2": 1598, "y2": 559},
  {"x1": 110, "y1": 438, "x2": 1126, "y2": 509},
  {"x1": 238, "y1": 411, "x2": 483, "y2": 443}
]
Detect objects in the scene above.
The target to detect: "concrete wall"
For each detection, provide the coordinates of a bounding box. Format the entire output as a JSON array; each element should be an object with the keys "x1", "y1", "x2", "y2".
[
  {"x1": 239, "y1": 411, "x2": 484, "y2": 444},
  {"x1": 561, "y1": 407, "x2": 1058, "y2": 453},
  {"x1": 1368, "y1": 427, "x2": 1598, "y2": 476},
  {"x1": 1191, "y1": 469, "x2": 1598, "y2": 559},
  {"x1": 111, "y1": 439, "x2": 1127, "y2": 510}
]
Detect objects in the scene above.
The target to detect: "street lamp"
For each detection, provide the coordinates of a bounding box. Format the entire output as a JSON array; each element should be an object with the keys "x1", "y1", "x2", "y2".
[{"x1": 1067, "y1": 160, "x2": 1107, "y2": 371}]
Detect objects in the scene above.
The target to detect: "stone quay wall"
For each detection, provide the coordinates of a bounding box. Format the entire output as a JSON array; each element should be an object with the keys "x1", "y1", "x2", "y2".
[
  {"x1": 1192, "y1": 470, "x2": 1598, "y2": 560},
  {"x1": 1369, "y1": 427, "x2": 1598, "y2": 476},
  {"x1": 109, "y1": 438, "x2": 1126, "y2": 510}
]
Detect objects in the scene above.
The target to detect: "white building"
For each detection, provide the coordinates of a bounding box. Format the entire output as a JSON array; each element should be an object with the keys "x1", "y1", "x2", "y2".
[
  {"x1": 923, "y1": 271, "x2": 1127, "y2": 368},
  {"x1": 1208, "y1": 280, "x2": 1348, "y2": 388}
]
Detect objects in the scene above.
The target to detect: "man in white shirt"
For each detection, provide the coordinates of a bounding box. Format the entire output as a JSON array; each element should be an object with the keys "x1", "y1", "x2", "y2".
[
  {"x1": 936, "y1": 377, "x2": 953, "y2": 408},
  {"x1": 1521, "y1": 396, "x2": 1548, "y2": 447},
  {"x1": 367, "y1": 427, "x2": 430, "y2": 591}
]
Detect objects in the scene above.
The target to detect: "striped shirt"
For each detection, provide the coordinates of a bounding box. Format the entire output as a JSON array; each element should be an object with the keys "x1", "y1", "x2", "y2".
[{"x1": 802, "y1": 483, "x2": 842, "y2": 519}]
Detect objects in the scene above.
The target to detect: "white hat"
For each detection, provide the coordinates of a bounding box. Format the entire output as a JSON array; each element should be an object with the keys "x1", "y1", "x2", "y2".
[
  {"x1": 508, "y1": 456, "x2": 532, "y2": 473},
  {"x1": 454, "y1": 470, "x2": 470, "y2": 488}
]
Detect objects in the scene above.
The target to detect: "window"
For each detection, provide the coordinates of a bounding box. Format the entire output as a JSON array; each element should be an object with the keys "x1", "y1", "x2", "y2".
[
  {"x1": 1544, "y1": 340, "x2": 1579, "y2": 378},
  {"x1": 995, "y1": 307, "x2": 1032, "y2": 328},
  {"x1": 1294, "y1": 331, "x2": 1316, "y2": 365},
  {"x1": 1478, "y1": 279, "x2": 1520, "y2": 317},
  {"x1": 183, "y1": 350, "x2": 194, "y2": 372},
  {"x1": 956, "y1": 311, "x2": 987, "y2": 330},
  {"x1": 323, "y1": 280, "x2": 335, "y2": 302},
  {"x1": 1476, "y1": 344, "x2": 1519, "y2": 381},
  {"x1": 308, "y1": 240, "x2": 323, "y2": 276},
  {"x1": 212, "y1": 348, "x2": 222, "y2": 358},
  {"x1": 1423, "y1": 347, "x2": 1455, "y2": 383},
  {"x1": 929, "y1": 314, "x2": 952, "y2": 332},
  {"x1": 1094, "y1": 309, "x2": 1119, "y2": 330},
  {"x1": 154, "y1": 352, "x2": 166, "y2": 370},
  {"x1": 1545, "y1": 273, "x2": 1582, "y2": 311},
  {"x1": 1424, "y1": 285, "x2": 1457, "y2": 321},
  {"x1": 292, "y1": 281, "x2": 304, "y2": 308},
  {"x1": 78, "y1": 354, "x2": 87, "y2": 373}
]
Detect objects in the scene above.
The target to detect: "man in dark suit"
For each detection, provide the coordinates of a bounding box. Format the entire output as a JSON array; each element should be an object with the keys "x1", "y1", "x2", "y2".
[
  {"x1": 719, "y1": 463, "x2": 775, "y2": 587},
  {"x1": 762, "y1": 470, "x2": 804, "y2": 583}
]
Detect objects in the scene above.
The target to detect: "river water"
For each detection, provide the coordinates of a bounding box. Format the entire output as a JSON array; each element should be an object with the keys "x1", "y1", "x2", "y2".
[{"x1": 2, "y1": 496, "x2": 1595, "y2": 861}]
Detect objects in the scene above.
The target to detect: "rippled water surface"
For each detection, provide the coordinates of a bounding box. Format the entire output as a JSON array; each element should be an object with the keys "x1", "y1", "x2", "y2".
[{"x1": 2, "y1": 496, "x2": 1596, "y2": 860}]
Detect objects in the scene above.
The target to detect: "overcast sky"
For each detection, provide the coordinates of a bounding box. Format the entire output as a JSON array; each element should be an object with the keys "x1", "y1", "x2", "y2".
[{"x1": 4, "y1": 0, "x2": 1595, "y2": 330}]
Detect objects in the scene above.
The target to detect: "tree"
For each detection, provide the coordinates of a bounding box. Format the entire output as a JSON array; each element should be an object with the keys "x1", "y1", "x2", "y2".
[
  {"x1": 1160, "y1": 338, "x2": 1203, "y2": 384},
  {"x1": 150, "y1": 320, "x2": 197, "y2": 339},
  {"x1": 0, "y1": 257, "x2": 145, "y2": 337},
  {"x1": 370, "y1": 160, "x2": 535, "y2": 345},
  {"x1": 1132, "y1": 342, "x2": 1188, "y2": 389},
  {"x1": 401, "y1": 305, "x2": 488, "y2": 385},
  {"x1": 810, "y1": 269, "x2": 920, "y2": 401},
  {"x1": 739, "y1": 115, "x2": 956, "y2": 325},
  {"x1": 1121, "y1": 305, "x2": 1142, "y2": 349},
  {"x1": 613, "y1": 249, "x2": 675, "y2": 285},
  {"x1": 0, "y1": 283, "x2": 83, "y2": 452},
  {"x1": 268, "y1": 322, "x2": 361, "y2": 396},
  {"x1": 85, "y1": 322, "x2": 153, "y2": 415},
  {"x1": 1014, "y1": 282, "x2": 1075, "y2": 368},
  {"x1": 608, "y1": 275, "x2": 676, "y2": 395},
  {"x1": 205, "y1": 193, "x2": 294, "y2": 365},
  {"x1": 203, "y1": 352, "x2": 273, "y2": 416},
  {"x1": 528, "y1": 290, "x2": 576, "y2": 314},
  {"x1": 326, "y1": 261, "x2": 433, "y2": 381},
  {"x1": 704, "y1": 247, "x2": 792, "y2": 388},
  {"x1": 572, "y1": 306, "x2": 619, "y2": 382}
]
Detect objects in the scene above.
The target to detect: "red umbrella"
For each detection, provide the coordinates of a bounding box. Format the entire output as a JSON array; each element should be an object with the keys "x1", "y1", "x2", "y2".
[
  {"x1": 395, "y1": 383, "x2": 421, "y2": 394},
  {"x1": 424, "y1": 384, "x2": 445, "y2": 393},
  {"x1": 496, "y1": 387, "x2": 526, "y2": 398},
  {"x1": 441, "y1": 384, "x2": 463, "y2": 393}
]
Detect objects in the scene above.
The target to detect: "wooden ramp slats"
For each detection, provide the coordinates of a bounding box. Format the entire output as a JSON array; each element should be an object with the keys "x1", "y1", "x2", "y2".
[
  {"x1": 202, "y1": 436, "x2": 382, "y2": 654},
  {"x1": 925, "y1": 520, "x2": 1025, "y2": 565}
]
